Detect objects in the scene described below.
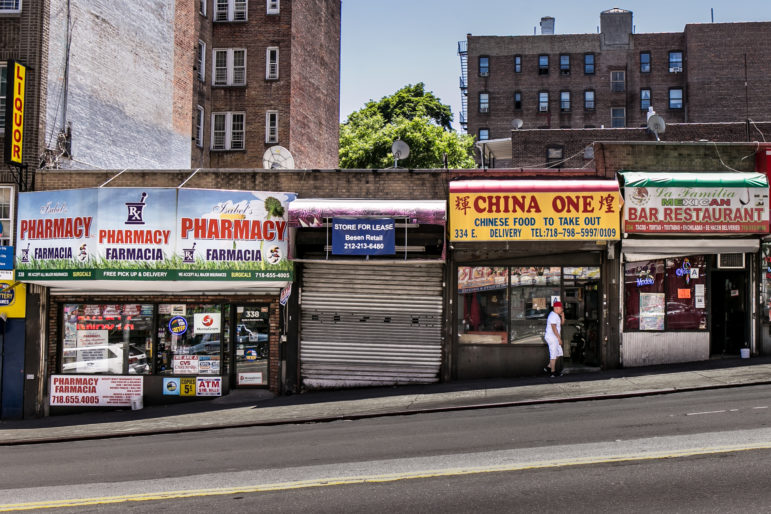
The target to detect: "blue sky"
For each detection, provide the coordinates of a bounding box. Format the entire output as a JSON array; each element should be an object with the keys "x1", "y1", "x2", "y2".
[{"x1": 340, "y1": 1, "x2": 771, "y2": 130}]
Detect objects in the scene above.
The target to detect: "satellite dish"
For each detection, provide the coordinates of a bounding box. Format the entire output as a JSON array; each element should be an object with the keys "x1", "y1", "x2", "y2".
[
  {"x1": 647, "y1": 114, "x2": 666, "y2": 141},
  {"x1": 262, "y1": 145, "x2": 295, "y2": 169},
  {"x1": 391, "y1": 140, "x2": 410, "y2": 167},
  {"x1": 512, "y1": 118, "x2": 524, "y2": 129}
]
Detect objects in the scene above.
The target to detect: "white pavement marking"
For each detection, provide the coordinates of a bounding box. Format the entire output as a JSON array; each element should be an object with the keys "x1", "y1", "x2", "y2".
[{"x1": 2, "y1": 427, "x2": 771, "y2": 510}]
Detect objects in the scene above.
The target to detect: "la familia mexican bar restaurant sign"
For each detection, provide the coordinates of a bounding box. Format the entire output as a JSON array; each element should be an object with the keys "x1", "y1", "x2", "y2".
[
  {"x1": 620, "y1": 172, "x2": 770, "y2": 234},
  {"x1": 449, "y1": 180, "x2": 622, "y2": 242},
  {"x1": 15, "y1": 188, "x2": 296, "y2": 283}
]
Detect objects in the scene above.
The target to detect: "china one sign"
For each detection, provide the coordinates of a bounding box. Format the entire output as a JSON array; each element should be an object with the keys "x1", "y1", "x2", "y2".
[{"x1": 15, "y1": 188, "x2": 296, "y2": 282}]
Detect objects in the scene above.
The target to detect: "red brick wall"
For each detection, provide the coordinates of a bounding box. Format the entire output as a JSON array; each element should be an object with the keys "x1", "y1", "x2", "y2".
[
  {"x1": 466, "y1": 32, "x2": 687, "y2": 141},
  {"x1": 466, "y1": 21, "x2": 771, "y2": 144},
  {"x1": 684, "y1": 22, "x2": 771, "y2": 123},
  {"x1": 0, "y1": 0, "x2": 49, "y2": 170},
  {"x1": 173, "y1": 0, "x2": 195, "y2": 137},
  {"x1": 190, "y1": 0, "x2": 340, "y2": 170},
  {"x1": 289, "y1": 0, "x2": 341, "y2": 169},
  {"x1": 508, "y1": 121, "x2": 771, "y2": 169}
]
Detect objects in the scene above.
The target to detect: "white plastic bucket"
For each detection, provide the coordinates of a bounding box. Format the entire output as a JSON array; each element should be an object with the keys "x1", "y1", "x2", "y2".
[
  {"x1": 740, "y1": 348, "x2": 750, "y2": 359},
  {"x1": 130, "y1": 396, "x2": 144, "y2": 410}
]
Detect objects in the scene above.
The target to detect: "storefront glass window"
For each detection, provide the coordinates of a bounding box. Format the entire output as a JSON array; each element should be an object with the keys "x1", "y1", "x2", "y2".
[
  {"x1": 665, "y1": 256, "x2": 708, "y2": 330},
  {"x1": 458, "y1": 265, "x2": 601, "y2": 351},
  {"x1": 762, "y1": 244, "x2": 771, "y2": 323},
  {"x1": 509, "y1": 267, "x2": 561, "y2": 344},
  {"x1": 458, "y1": 267, "x2": 509, "y2": 344},
  {"x1": 61, "y1": 304, "x2": 154, "y2": 374},
  {"x1": 158, "y1": 304, "x2": 223, "y2": 375},
  {"x1": 624, "y1": 260, "x2": 665, "y2": 330},
  {"x1": 624, "y1": 256, "x2": 707, "y2": 331}
]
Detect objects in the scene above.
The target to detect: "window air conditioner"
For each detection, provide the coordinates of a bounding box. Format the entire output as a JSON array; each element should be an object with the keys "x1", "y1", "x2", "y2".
[
  {"x1": 539, "y1": 105, "x2": 548, "y2": 112},
  {"x1": 669, "y1": 66, "x2": 683, "y2": 73},
  {"x1": 717, "y1": 253, "x2": 745, "y2": 269}
]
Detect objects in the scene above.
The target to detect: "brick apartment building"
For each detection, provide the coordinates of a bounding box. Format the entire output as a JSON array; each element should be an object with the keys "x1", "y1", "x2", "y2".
[
  {"x1": 459, "y1": 8, "x2": 771, "y2": 167},
  {"x1": 192, "y1": 0, "x2": 340, "y2": 169},
  {"x1": 0, "y1": 0, "x2": 340, "y2": 173}
]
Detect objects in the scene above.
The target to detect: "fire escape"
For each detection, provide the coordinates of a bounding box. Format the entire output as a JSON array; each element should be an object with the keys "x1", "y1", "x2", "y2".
[{"x1": 457, "y1": 40, "x2": 468, "y2": 132}]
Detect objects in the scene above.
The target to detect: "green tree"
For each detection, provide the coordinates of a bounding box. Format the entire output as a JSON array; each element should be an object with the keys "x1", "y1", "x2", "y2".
[{"x1": 340, "y1": 83, "x2": 476, "y2": 169}]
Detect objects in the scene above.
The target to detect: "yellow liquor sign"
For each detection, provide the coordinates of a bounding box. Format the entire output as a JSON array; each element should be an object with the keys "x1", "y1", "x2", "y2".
[
  {"x1": 4, "y1": 60, "x2": 26, "y2": 166},
  {"x1": 449, "y1": 180, "x2": 622, "y2": 242}
]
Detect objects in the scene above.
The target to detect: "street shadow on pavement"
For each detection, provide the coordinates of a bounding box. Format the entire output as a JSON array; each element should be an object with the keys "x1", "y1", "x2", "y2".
[{"x1": 2, "y1": 354, "x2": 769, "y2": 432}]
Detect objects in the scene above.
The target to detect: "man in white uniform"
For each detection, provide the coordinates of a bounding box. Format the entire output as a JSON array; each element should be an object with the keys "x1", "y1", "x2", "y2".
[{"x1": 543, "y1": 301, "x2": 564, "y2": 377}]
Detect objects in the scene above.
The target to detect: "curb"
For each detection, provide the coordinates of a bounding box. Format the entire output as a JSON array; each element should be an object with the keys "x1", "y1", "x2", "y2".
[{"x1": 3, "y1": 380, "x2": 770, "y2": 446}]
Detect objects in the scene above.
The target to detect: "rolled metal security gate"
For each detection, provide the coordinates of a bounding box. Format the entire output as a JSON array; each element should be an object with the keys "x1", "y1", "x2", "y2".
[{"x1": 300, "y1": 263, "x2": 443, "y2": 388}]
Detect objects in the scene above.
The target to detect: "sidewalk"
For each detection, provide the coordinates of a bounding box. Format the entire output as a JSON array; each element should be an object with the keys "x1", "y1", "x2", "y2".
[{"x1": 2, "y1": 356, "x2": 771, "y2": 446}]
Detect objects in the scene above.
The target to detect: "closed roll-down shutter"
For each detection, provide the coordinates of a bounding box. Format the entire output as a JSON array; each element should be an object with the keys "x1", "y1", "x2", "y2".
[{"x1": 301, "y1": 263, "x2": 444, "y2": 388}]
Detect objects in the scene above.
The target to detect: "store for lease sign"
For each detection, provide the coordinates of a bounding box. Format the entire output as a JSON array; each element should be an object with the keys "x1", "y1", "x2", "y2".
[{"x1": 450, "y1": 190, "x2": 621, "y2": 242}]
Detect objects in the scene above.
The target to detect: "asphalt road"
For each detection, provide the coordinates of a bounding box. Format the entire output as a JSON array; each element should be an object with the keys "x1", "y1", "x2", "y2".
[{"x1": 1, "y1": 384, "x2": 770, "y2": 512}]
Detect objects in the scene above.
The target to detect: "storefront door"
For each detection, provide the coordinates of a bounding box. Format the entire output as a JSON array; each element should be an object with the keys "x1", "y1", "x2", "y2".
[
  {"x1": 710, "y1": 270, "x2": 747, "y2": 355},
  {"x1": 233, "y1": 305, "x2": 270, "y2": 387},
  {"x1": 564, "y1": 280, "x2": 600, "y2": 365}
]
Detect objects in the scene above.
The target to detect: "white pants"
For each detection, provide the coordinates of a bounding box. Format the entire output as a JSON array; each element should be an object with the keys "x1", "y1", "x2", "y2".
[{"x1": 545, "y1": 337, "x2": 563, "y2": 360}]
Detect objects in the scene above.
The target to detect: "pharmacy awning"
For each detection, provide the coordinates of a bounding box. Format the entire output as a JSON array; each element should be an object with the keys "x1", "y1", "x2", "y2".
[
  {"x1": 448, "y1": 179, "x2": 621, "y2": 242},
  {"x1": 620, "y1": 171, "x2": 769, "y2": 235}
]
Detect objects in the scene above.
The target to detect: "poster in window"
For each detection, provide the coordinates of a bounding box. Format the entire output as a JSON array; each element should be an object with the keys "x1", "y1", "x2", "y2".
[
  {"x1": 639, "y1": 292, "x2": 665, "y2": 330},
  {"x1": 75, "y1": 330, "x2": 109, "y2": 372}
]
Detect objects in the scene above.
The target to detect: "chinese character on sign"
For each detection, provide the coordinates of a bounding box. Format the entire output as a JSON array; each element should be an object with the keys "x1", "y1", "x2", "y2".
[
  {"x1": 598, "y1": 194, "x2": 616, "y2": 213},
  {"x1": 455, "y1": 196, "x2": 471, "y2": 214}
]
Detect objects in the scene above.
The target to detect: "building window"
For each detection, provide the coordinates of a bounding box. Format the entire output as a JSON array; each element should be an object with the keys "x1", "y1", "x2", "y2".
[
  {"x1": 197, "y1": 41, "x2": 206, "y2": 82},
  {"x1": 560, "y1": 54, "x2": 570, "y2": 75},
  {"x1": 611, "y1": 107, "x2": 625, "y2": 127},
  {"x1": 669, "y1": 88, "x2": 683, "y2": 109},
  {"x1": 514, "y1": 55, "x2": 522, "y2": 73},
  {"x1": 479, "y1": 92, "x2": 489, "y2": 113},
  {"x1": 195, "y1": 106, "x2": 204, "y2": 147},
  {"x1": 266, "y1": 47, "x2": 279, "y2": 80},
  {"x1": 215, "y1": 0, "x2": 247, "y2": 21},
  {"x1": 479, "y1": 56, "x2": 489, "y2": 77},
  {"x1": 538, "y1": 55, "x2": 549, "y2": 74},
  {"x1": 0, "y1": 0, "x2": 21, "y2": 13},
  {"x1": 611, "y1": 71, "x2": 625, "y2": 92},
  {"x1": 669, "y1": 51, "x2": 683, "y2": 72},
  {"x1": 546, "y1": 146, "x2": 564, "y2": 167},
  {"x1": 624, "y1": 257, "x2": 708, "y2": 331},
  {"x1": 0, "y1": 63, "x2": 6, "y2": 132},
  {"x1": 640, "y1": 89, "x2": 651, "y2": 110},
  {"x1": 213, "y1": 48, "x2": 246, "y2": 86},
  {"x1": 514, "y1": 91, "x2": 522, "y2": 110},
  {"x1": 266, "y1": 110, "x2": 279, "y2": 143},
  {"x1": 560, "y1": 91, "x2": 570, "y2": 112},
  {"x1": 267, "y1": 0, "x2": 279, "y2": 14},
  {"x1": 211, "y1": 112, "x2": 245, "y2": 150},
  {"x1": 478, "y1": 128, "x2": 489, "y2": 141},
  {"x1": 538, "y1": 91, "x2": 549, "y2": 112},
  {"x1": 584, "y1": 89, "x2": 595, "y2": 110},
  {"x1": 584, "y1": 53, "x2": 595, "y2": 74},
  {"x1": 0, "y1": 186, "x2": 13, "y2": 246},
  {"x1": 457, "y1": 266, "x2": 600, "y2": 345},
  {"x1": 640, "y1": 51, "x2": 651, "y2": 73},
  {"x1": 61, "y1": 304, "x2": 155, "y2": 375},
  {"x1": 199, "y1": 0, "x2": 207, "y2": 16}
]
